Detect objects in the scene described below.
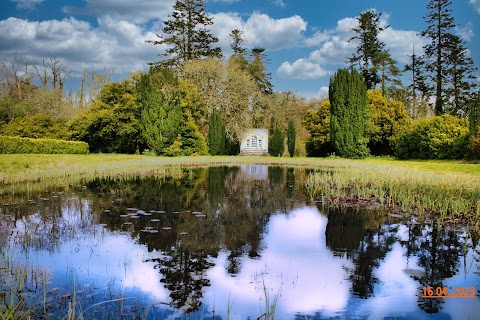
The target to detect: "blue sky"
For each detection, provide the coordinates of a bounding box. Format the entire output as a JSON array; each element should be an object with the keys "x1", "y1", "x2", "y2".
[{"x1": 1, "y1": 0, "x2": 479, "y2": 98}]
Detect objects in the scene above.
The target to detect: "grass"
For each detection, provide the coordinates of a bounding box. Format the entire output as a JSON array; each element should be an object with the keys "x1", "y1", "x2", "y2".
[{"x1": 305, "y1": 160, "x2": 480, "y2": 229}]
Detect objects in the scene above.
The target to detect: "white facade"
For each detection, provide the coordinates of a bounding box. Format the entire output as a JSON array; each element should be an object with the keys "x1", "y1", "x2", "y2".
[{"x1": 240, "y1": 129, "x2": 268, "y2": 155}]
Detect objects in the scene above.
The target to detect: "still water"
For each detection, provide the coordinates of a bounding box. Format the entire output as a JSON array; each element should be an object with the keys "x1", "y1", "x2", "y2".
[{"x1": 0, "y1": 166, "x2": 479, "y2": 319}]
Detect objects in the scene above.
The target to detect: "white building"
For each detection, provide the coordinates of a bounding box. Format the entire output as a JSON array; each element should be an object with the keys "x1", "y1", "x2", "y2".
[{"x1": 239, "y1": 128, "x2": 269, "y2": 156}]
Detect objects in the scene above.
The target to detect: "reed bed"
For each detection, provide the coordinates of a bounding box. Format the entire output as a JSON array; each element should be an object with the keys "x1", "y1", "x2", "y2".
[{"x1": 305, "y1": 161, "x2": 480, "y2": 228}]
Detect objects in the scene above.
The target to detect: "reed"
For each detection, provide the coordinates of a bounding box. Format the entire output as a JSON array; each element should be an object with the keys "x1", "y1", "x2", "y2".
[{"x1": 305, "y1": 161, "x2": 480, "y2": 228}]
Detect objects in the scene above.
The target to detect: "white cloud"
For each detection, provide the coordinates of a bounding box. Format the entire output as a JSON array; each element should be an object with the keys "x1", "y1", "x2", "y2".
[
  {"x1": 271, "y1": 0, "x2": 286, "y2": 8},
  {"x1": 210, "y1": 11, "x2": 307, "y2": 52},
  {"x1": 63, "y1": 0, "x2": 175, "y2": 24},
  {"x1": 470, "y1": 0, "x2": 480, "y2": 14},
  {"x1": 0, "y1": 17, "x2": 161, "y2": 74},
  {"x1": 9, "y1": 0, "x2": 44, "y2": 9},
  {"x1": 378, "y1": 28, "x2": 426, "y2": 64},
  {"x1": 279, "y1": 14, "x2": 427, "y2": 81},
  {"x1": 455, "y1": 23, "x2": 474, "y2": 42},
  {"x1": 277, "y1": 59, "x2": 327, "y2": 80}
]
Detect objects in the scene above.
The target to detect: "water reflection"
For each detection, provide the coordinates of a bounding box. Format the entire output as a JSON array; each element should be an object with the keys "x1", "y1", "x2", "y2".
[{"x1": 0, "y1": 166, "x2": 479, "y2": 319}]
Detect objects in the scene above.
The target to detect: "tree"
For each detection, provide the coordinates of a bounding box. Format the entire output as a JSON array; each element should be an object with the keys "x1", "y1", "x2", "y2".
[
  {"x1": 329, "y1": 68, "x2": 369, "y2": 158},
  {"x1": 303, "y1": 99, "x2": 333, "y2": 157},
  {"x1": 69, "y1": 77, "x2": 144, "y2": 153},
  {"x1": 444, "y1": 34, "x2": 477, "y2": 116},
  {"x1": 348, "y1": 10, "x2": 387, "y2": 90},
  {"x1": 404, "y1": 46, "x2": 431, "y2": 118},
  {"x1": 139, "y1": 67, "x2": 207, "y2": 156},
  {"x1": 367, "y1": 90, "x2": 411, "y2": 155},
  {"x1": 420, "y1": 0, "x2": 476, "y2": 115},
  {"x1": 374, "y1": 51, "x2": 401, "y2": 98},
  {"x1": 147, "y1": 0, "x2": 222, "y2": 68},
  {"x1": 470, "y1": 90, "x2": 480, "y2": 136},
  {"x1": 228, "y1": 29, "x2": 249, "y2": 70},
  {"x1": 249, "y1": 48, "x2": 273, "y2": 94},
  {"x1": 207, "y1": 108, "x2": 225, "y2": 155},
  {"x1": 287, "y1": 119, "x2": 296, "y2": 157},
  {"x1": 182, "y1": 59, "x2": 261, "y2": 141},
  {"x1": 229, "y1": 29, "x2": 247, "y2": 56},
  {"x1": 268, "y1": 124, "x2": 284, "y2": 157}
]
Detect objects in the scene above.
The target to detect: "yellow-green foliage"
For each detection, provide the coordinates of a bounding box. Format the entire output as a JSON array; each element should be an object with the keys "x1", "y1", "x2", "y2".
[
  {"x1": 367, "y1": 90, "x2": 411, "y2": 155},
  {"x1": 303, "y1": 99, "x2": 332, "y2": 157},
  {"x1": 0, "y1": 135, "x2": 89, "y2": 154},
  {"x1": 395, "y1": 115, "x2": 470, "y2": 159}
]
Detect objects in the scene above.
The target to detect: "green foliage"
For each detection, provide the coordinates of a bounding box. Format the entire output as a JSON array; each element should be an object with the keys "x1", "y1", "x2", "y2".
[
  {"x1": 469, "y1": 90, "x2": 480, "y2": 135},
  {"x1": 139, "y1": 67, "x2": 208, "y2": 156},
  {"x1": 287, "y1": 119, "x2": 296, "y2": 157},
  {"x1": 268, "y1": 125, "x2": 284, "y2": 157},
  {"x1": 303, "y1": 100, "x2": 332, "y2": 157},
  {"x1": 69, "y1": 78, "x2": 143, "y2": 153},
  {"x1": 349, "y1": 10, "x2": 387, "y2": 90},
  {"x1": 329, "y1": 68, "x2": 369, "y2": 158},
  {"x1": 207, "y1": 108, "x2": 225, "y2": 155},
  {"x1": 468, "y1": 134, "x2": 480, "y2": 160},
  {"x1": 0, "y1": 135, "x2": 89, "y2": 154},
  {"x1": 0, "y1": 114, "x2": 68, "y2": 140},
  {"x1": 147, "y1": 0, "x2": 222, "y2": 67},
  {"x1": 394, "y1": 115, "x2": 470, "y2": 159},
  {"x1": 421, "y1": 0, "x2": 477, "y2": 115},
  {"x1": 249, "y1": 48, "x2": 273, "y2": 94},
  {"x1": 367, "y1": 90, "x2": 411, "y2": 155}
]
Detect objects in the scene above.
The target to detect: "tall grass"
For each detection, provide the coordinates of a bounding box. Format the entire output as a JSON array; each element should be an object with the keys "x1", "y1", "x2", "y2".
[{"x1": 305, "y1": 161, "x2": 480, "y2": 228}]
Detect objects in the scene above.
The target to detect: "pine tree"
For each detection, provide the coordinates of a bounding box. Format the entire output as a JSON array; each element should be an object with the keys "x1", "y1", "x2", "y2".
[
  {"x1": 404, "y1": 46, "x2": 431, "y2": 117},
  {"x1": 228, "y1": 29, "x2": 249, "y2": 70},
  {"x1": 329, "y1": 68, "x2": 369, "y2": 158},
  {"x1": 420, "y1": 0, "x2": 477, "y2": 115},
  {"x1": 249, "y1": 48, "x2": 273, "y2": 94},
  {"x1": 287, "y1": 119, "x2": 296, "y2": 157},
  {"x1": 444, "y1": 34, "x2": 477, "y2": 116},
  {"x1": 374, "y1": 51, "x2": 401, "y2": 98},
  {"x1": 147, "y1": 0, "x2": 222, "y2": 68},
  {"x1": 229, "y1": 29, "x2": 247, "y2": 56},
  {"x1": 348, "y1": 10, "x2": 387, "y2": 90}
]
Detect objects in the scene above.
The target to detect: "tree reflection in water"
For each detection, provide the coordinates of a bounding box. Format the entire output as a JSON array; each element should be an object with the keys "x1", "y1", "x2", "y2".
[{"x1": 1, "y1": 165, "x2": 478, "y2": 318}]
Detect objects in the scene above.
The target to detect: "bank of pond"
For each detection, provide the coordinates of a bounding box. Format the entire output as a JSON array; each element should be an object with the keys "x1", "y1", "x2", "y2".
[{"x1": 0, "y1": 165, "x2": 479, "y2": 319}]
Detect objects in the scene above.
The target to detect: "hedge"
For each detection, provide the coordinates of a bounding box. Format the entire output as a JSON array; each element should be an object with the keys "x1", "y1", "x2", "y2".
[{"x1": 0, "y1": 135, "x2": 89, "y2": 154}]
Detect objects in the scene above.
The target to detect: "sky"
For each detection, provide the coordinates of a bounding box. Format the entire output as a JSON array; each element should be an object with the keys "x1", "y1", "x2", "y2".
[{"x1": 1, "y1": 0, "x2": 479, "y2": 99}]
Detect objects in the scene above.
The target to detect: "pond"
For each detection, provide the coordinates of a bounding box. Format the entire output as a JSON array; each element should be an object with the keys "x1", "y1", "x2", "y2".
[{"x1": 0, "y1": 165, "x2": 479, "y2": 319}]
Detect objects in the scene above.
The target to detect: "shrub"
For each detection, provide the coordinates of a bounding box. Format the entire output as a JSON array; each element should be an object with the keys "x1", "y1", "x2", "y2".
[
  {"x1": 394, "y1": 115, "x2": 469, "y2": 159},
  {"x1": 0, "y1": 135, "x2": 89, "y2": 154},
  {"x1": 468, "y1": 134, "x2": 480, "y2": 160},
  {"x1": 0, "y1": 114, "x2": 69, "y2": 139}
]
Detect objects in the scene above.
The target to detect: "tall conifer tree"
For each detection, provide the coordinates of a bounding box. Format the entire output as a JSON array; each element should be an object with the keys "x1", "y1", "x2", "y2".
[
  {"x1": 329, "y1": 68, "x2": 369, "y2": 158},
  {"x1": 421, "y1": 0, "x2": 476, "y2": 115},
  {"x1": 147, "y1": 0, "x2": 222, "y2": 68},
  {"x1": 349, "y1": 10, "x2": 387, "y2": 90}
]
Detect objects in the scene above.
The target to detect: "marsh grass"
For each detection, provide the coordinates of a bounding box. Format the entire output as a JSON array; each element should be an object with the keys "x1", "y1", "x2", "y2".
[{"x1": 305, "y1": 161, "x2": 480, "y2": 229}]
